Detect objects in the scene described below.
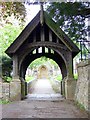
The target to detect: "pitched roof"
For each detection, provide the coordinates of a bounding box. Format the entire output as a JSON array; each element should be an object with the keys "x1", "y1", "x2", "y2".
[{"x1": 5, "y1": 10, "x2": 80, "y2": 57}]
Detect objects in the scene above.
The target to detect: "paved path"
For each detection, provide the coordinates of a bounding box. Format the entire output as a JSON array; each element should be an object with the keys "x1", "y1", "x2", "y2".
[
  {"x1": 2, "y1": 100, "x2": 88, "y2": 118},
  {"x1": 31, "y1": 79, "x2": 55, "y2": 94},
  {"x1": 27, "y1": 78, "x2": 63, "y2": 100},
  {"x1": 2, "y1": 79, "x2": 88, "y2": 119}
]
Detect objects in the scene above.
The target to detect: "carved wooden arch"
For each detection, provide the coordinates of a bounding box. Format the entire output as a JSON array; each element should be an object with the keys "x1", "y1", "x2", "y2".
[
  {"x1": 19, "y1": 48, "x2": 67, "y2": 80},
  {"x1": 18, "y1": 42, "x2": 68, "y2": 70}
]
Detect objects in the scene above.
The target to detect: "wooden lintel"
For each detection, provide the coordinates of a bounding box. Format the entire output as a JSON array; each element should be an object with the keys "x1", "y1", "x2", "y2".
[{"x1": 27, "y1": 41, "x2": 68, "y2": 51}]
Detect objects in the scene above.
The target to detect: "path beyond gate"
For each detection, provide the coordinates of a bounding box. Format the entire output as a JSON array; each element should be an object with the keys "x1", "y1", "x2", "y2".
[
  {"x1": 27, "y1": 78, "x2": 62, "y2": 101},
  {"x1": 5, "y1": 5, "x2": 80, "y2": 101}
]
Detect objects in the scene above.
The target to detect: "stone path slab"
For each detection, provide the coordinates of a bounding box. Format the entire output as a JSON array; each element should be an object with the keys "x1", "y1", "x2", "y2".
[{"x1": 2, "y1": 99, "x2": 88, "y2": 118}]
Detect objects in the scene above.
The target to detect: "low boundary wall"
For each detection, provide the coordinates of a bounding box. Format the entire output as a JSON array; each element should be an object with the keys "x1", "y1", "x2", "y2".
[{"x1": 75, "y1": 59, "x2": 90, "y2": 112}]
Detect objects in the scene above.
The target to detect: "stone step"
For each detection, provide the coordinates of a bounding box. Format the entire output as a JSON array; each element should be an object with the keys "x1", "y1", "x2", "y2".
[{"x1": 26, "y1": 93, "x2": 64, "y2": 101}]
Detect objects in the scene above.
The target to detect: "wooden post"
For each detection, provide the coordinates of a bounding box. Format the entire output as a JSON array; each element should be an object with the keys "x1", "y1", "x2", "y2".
[
  {"x1": 41, "y1": 27, "x2": 45, "y2": 42},
  {"x1": 33, "y1": 31, "x2": 36, "y2": 42},
  {"x1": 36, "y1": 48, "x2": 38, "y2": 54},
  {"x1": 66, "y1": 52, "x2": 73, "y2": 78},
  {"x1": 40, "y1": 3, "x2": 44, "y2": 26},
  {"x1": 48, "y1": 48, "x2": 51, "y2": 53},
  {"x1": 10, "y1": 55, "x2": 21, "y2": 101},
  {"x1": 49, "y1": 29, "x2": 52, "y2": 42},
  {"x1": 57, "y1": 37, "x2": 59, "y2": 43},
  {"x1": 42, "y1": 47, "x2": 45, "y2": 54},
  {"x1": 13, "y1": 55, "x2": 19, "y2": 79}
]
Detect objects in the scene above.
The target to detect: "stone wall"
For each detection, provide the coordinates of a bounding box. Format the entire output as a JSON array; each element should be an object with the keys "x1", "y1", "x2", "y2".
[
  {"x1": 0, "y1": 78, "x2": 21, "y2": 101},
  {"x1": 0, "y1": 81, "x2": 10, "y2": 101},
  {"x1": 75, "y1": 59, "x2": 90, "y2": 111},
  {"x1": 28, "y1": 79, "x2": 37, "y2": 94},
  {"x1": 49, "y1": 79, "x2": 61, "y2": 93},
  {"x1": 0, "y1": 78, "x2": 2, "y2": 100}
]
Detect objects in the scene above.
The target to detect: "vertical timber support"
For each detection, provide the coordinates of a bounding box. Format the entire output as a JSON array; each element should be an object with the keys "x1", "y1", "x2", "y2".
[
  {"x1": 65, "y1": 52, "x2": 76, "y2": 100},
  {"x1": 20, "y1": 68, "x2": 26, "y2": 100},
  {"x1": 33, "y1": 30, "x2": 36, "y2": 42},
  {"x1": 41, "y1": 27, "x2": 45, "y2": 42},
  {"x1": 10, "y1": 55, "x2": 21, "y2": 101},
  {"x1": 49, "y1": 29, "x2": 52, "y2": 42},
  {"x1": 13, "y1": 55, "x2": 19, "y2": 79},
  {"x1": 20, "y1": 65, "x2": 28, "y2": 100}
]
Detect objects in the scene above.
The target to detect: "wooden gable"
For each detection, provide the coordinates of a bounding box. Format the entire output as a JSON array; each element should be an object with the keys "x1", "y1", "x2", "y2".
[{"x1": 5, "y1": 10, "x2": 80, "y2": 57}]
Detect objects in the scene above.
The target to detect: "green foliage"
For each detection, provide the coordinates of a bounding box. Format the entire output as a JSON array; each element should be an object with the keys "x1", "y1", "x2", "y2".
[
  {"x1": 75, "y1": 101, "x2": 85, "y2": 110},
  {"x1": 74, "y1": 74, "x2": 78, "y2": 80},
  {"x1": 0, "y1": 99, "x2": 10, "y2": 104},
  {"x1": 25, "y1": 76, "x2": 34, "y2": 83},
  {"x1": 0, "y1": 23, "x2": 24, "y2": 82},
  {"x1": 56, "y1": 75, "x2": 62, "y2": 81},
  {"x1": 0, "y1": 24, "x2": 24, "y2": 56},
  {"x1": 0, "y1": 2, "x2": 26, "y2": 26},
  {"x1": 49, "y1": 59, "x2": 58, "y2": 69},
  {"x1": 1, "y1": 56, "x2": 12, "y2": 82},
  {"x1": 6, "y1": 77, "x2": 12, "y2": 83},
  {"x1": 29, "y1": 57, "x2": 58, "y2": 69},
  {"x1": 46, "y1": 2, "x2": 90, "y2": 58},
  {"x1": 29, "y1": 57, "x2": 46, "y2": 69},
  {"x1": 47, "y1": 2, "x2": 89, "y2": 42}
]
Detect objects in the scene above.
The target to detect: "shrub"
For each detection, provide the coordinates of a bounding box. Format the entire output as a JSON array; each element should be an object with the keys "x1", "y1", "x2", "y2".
[
  {"x1": 74, "y1": 74, "x2": 78, "y2": 80},
  {"x1": 25, "y1": 76, "x2": 34, "y2": 83},
  {"x1": 56, "y1": 75, "x2": 62, "y2": 81},
  {"x1": 1, "y1": 55, "x2": 12, "y2": 82}
]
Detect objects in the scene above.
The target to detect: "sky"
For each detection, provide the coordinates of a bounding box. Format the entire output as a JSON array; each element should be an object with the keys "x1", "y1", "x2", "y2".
[
  {"x1": 24, "y1": 3, "x2": 48, "y2": 25},
  {"x1": 25, "y1": 4, "x2": 40, "y2": 24}
]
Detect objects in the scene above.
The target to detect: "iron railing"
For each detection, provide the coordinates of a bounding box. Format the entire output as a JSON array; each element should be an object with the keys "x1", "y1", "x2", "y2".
[{"x1": 77, "y1": 40, "x2": 90, "y2": 61}]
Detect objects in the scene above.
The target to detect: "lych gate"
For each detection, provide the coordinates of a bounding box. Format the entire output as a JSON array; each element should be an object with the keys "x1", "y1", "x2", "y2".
[{"x1": 5, "y1": 7, "x2": 80, "y2": 101}]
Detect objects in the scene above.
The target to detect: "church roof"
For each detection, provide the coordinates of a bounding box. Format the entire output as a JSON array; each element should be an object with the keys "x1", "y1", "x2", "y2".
[{"x1": 5, "y1": 10, "x2": 80, "y2": 57}]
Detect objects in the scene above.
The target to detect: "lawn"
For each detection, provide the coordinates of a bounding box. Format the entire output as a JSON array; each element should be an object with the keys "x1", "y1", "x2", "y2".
[{"x1": 25, "y1": 76, "x2": 35, "y2": 83}]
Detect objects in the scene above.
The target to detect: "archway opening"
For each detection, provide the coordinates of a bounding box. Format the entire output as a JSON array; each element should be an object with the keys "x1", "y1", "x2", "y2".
[
  {"x1": 20, "y1": 46, "x2": 67, "y2": 100},
  {"x1": 25, "y1": 56, "x2": 63, "y2": 100},
  {"x1": 20, "y1": 46, "x2": 67, "y2": 80}
]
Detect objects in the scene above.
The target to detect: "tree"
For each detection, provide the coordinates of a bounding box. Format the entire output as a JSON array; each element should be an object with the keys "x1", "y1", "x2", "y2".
[
  {"x1": 46, "y1": 2, "x2": 90, "y2": 59},
  {"x1": 0, "y1": 23, "x2": 25, "y2": 82},
  {"x1": 0, "y1": 2, "x2": 26, "y2": 82},
  {"x1": 29, "y1": 57, "x2": 58, "y2": 69},
  {"x1": 1, "y1": 56, "x2": 12, "y2": 77},
  {"x1": 0, "y1": 2, "x2": 26, "y2": 27},
  {"x1": 0, "y1": 23, "x2": 25, "y2": 56},
  {"x1": 47, "y1": 2, "x2": 90, "y2": 41}
]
